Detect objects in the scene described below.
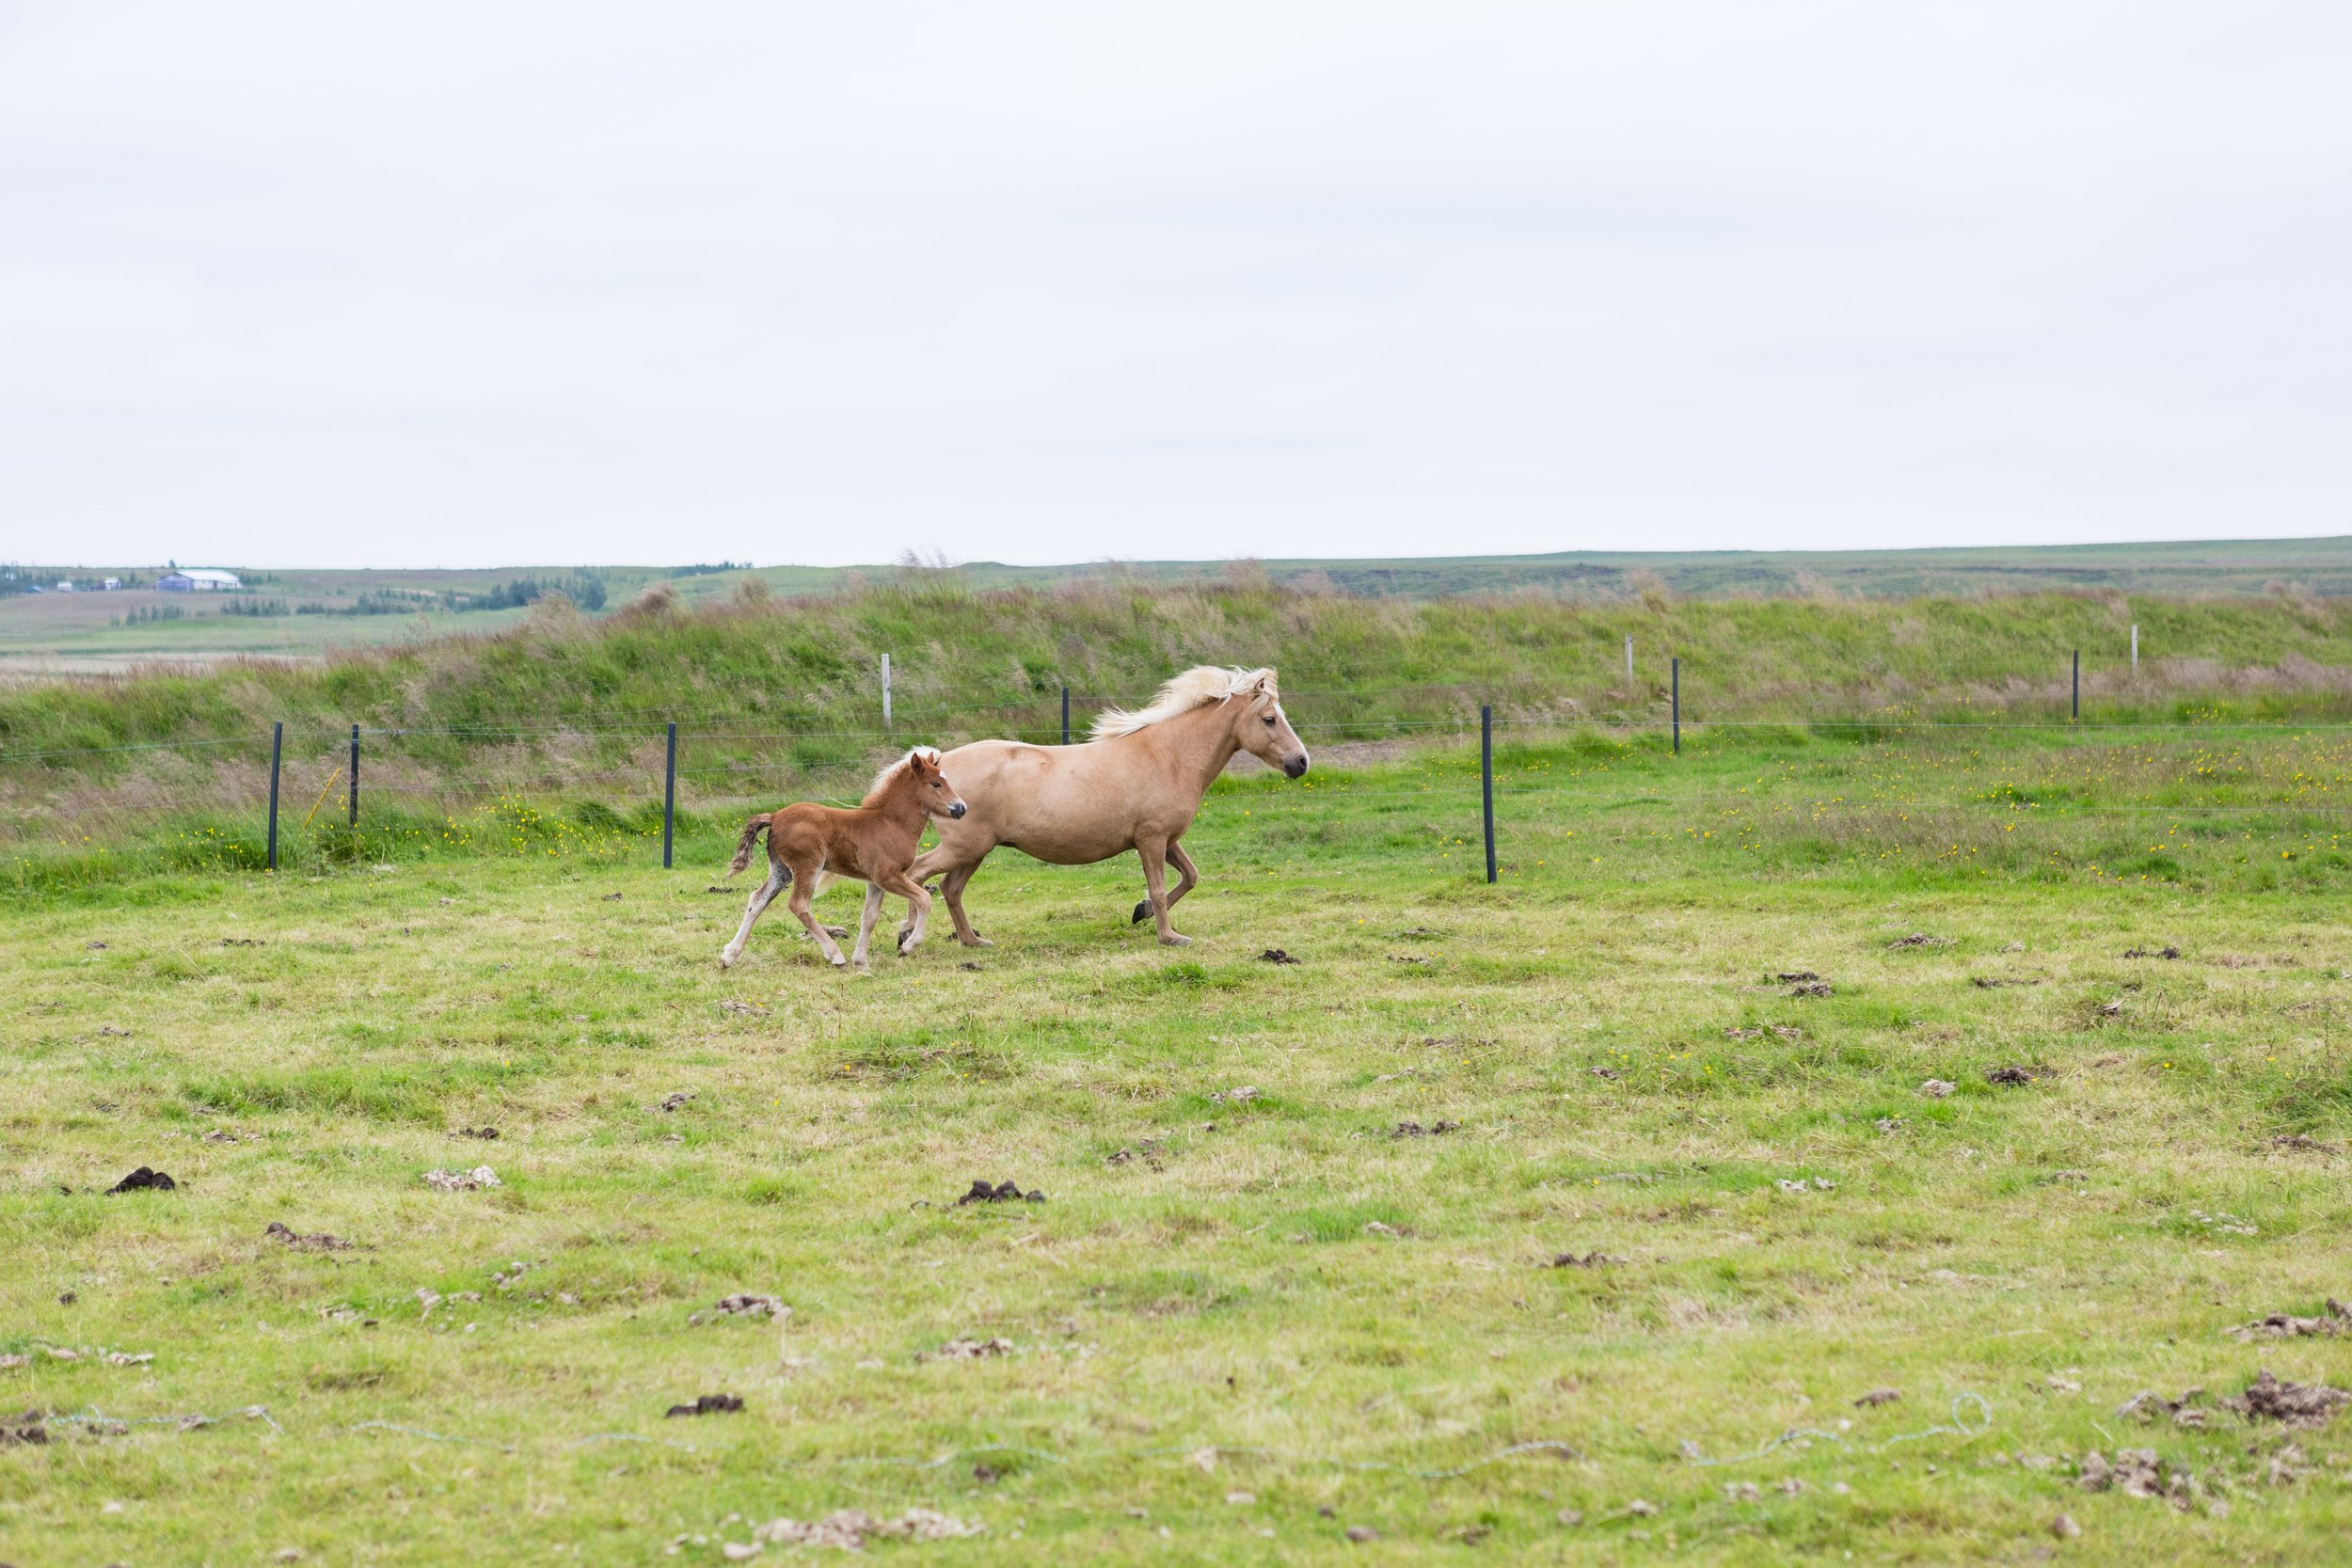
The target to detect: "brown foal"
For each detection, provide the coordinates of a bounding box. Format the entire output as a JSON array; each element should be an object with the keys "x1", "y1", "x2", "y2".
[{"x1": 719, "y1": 747, "x2": 967, "y2": 971}]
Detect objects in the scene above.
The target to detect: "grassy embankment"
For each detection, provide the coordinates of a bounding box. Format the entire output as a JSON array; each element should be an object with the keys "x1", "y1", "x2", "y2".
[
  {"x1": 4, "y1": 718, "x2": 2352, "y2": 1563},
  {"x1": 6, "y1": 578, "x2": 2352, "y2": 886}
]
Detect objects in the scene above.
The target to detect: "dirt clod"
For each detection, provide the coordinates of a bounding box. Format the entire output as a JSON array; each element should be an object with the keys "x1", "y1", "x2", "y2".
[
  {"x1": 104, "y1": 1167, "x2": 175, "y2": 1194},
  {"x1": 1853, "y1": 1387, "x2": 1901, "y2": 1407},
  {"x1": 718, "y1": 1000, "x2": 769, "y2": 1016},
  {"x1": 1391, "y1": 1120, "x2": 1460, "y2": 1138},
  {"x1": 451, "y1": 1126, "x2": 500, "y2": 1140},
  {"x1": 2124, "y1": 946, "x2": 2181, "y2": 959},
  {"x1": 2234, "y1": 1300, "x2": 2352, "y2": 1340},
  {"x1": 1344, "y1": 1525, "x2": 1378, "y2": 1543},
  {"x1": 927, "y1": 1337, "x2": 1014, "y2": 1360},
  {"x1": 2223, "y1": 1370, "x2": 2352, "y2": 1429},
  {"x1": 264, "y1": 1222, "x2": 352, "y2": 1253},
  {"x1": 1920, "y1": 1079, "x2": 1956, "y2": 1098},
  {"x1": 1788, "y1": 981, "x2": 1833, "y2": 998},
  {"x1": 1259, "y1": 948, "x2": 1299, "y2": 964},
  {"x1": 752, "y1": 1510, "x2": 977, "y2": 1549},
  {"x1": 665, "y1": 1394, "x2": 743, "y2": 1418},
  {"x1": 958, "y1": 1180, "x2": 1045, "y2": 1205},
  {"x1": 2269, "y1": 1133, "x2": 2338, "y2": 1152},
  {"x1": 421, "y1": 1166, "x2": 501, "y2": 1193},
  {"x1": 660, "y1": 1092, "x2": 694, "y2": 1112},
  {"x1": 1548, "y1": 1252, "x2": 1627, "y2": 1269},
  {"x1": 1886, "y1": 934, "x2": 1942, "y2": 949},
  {"x1": 709, "y1": 1294, "x2": 786, "y2": 1320},
  {"x1": 2050, "y1": 1512, "x2": 2081, "y2": 1539},
  {"x1": 600, "y1": 893, "x2": 623, "y2": 901},
  {"x1": 1, "y1": 1412, "x2": 48, "y2": 1446},
  {"x1": 1984, "y1": 1065, "x2": 2035, "y2": 1085}
]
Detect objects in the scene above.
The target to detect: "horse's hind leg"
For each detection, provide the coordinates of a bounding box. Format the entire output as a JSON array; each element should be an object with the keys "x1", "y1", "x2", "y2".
[
  {"x1": 849, "y1": 881, "x2": 886, "y2": 970},
  {"x1": 721, "y1": 861, "x2": 789, "y2": 969}
]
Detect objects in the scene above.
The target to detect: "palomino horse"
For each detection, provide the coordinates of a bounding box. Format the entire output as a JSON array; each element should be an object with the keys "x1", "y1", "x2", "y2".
[
  {"x1": 897, "y1": 666, "x2": 1308, "y2": 949},
  {"x1": 721, "y1": 747, "x2": 968, "y2": 971}
]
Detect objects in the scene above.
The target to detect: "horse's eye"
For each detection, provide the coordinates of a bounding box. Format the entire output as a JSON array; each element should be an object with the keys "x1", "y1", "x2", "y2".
[{"x1": 1263, "y1": 715, "x2": 1277, "y2": 725}]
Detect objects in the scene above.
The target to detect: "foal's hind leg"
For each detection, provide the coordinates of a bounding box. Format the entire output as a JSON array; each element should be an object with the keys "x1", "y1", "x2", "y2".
[{"x1": 720, "y1": 861, "x2": 788, "y2": 969}]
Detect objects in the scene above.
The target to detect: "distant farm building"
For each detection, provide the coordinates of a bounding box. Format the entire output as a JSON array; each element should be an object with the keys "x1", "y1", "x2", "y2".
[
  {"x1": 102, "y1": 578, "x2": 121, "y2": 591},
  {"x1": 157, "y1": 569, "x2": 241, "y2": 592}
]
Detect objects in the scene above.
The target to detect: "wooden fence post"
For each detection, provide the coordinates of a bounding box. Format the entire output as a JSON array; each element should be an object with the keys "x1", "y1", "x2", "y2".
[
  {"x1": 1480, "y1": 705, "x2": 1497, "y2": 885},
  {"x1": 266, "y1": 721, "x2": 282, "y2": 871},
  {"x1": 662, "y1": 721, "x2": 677, "y2": 869}
]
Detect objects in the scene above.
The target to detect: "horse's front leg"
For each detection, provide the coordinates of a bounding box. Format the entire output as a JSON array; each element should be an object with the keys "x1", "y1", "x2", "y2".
[
  {"x1": 850, "y1": 881, "x2": 886, "y2": 970},
  {"x1": 1136, "y1": 837, "x2": 1188, "y2": 946},
  {"x1": 882, "y1": 872, "x2": 935, "y2": 956},
  {"x1": 1134, "y1": 839, "x2": 1201, "y2": 927}
]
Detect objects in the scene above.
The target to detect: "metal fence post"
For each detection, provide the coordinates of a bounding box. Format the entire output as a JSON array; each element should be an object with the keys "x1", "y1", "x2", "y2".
[
  {"x1": 266, "y1": 721, "x2": 282, "y2": 871},
  {"x1": 2072, "y1": 649, "x2": 2080, "y2": 721},
  {"x1": 1480, "y1": 704, "x2": 1497, "y2": 885},
  {"x1": 1061, "y1": 685, "x2": 1071, "y2": 746},
  {"x1": 1671, "y1": 657, "x2": 1680, "y2": 754},
  {"x1": 662, "y1": 721, "x2": 677, "y2": 869},
  {"x1": 348, "y1": 723, "x2": 359, "y2": 827}
]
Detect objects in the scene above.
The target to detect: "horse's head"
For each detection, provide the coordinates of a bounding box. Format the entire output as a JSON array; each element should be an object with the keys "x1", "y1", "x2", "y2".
[
  {"x1": 1231, "y1": 671, "x2": 1309, "y2": 779},
  {"x1": 907, "y1": 747, "x2": 968, "y2": 819}
]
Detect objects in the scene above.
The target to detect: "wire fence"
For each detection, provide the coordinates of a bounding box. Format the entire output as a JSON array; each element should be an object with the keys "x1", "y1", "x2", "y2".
[{"x1": 10, "y1": 660, "x2": 2352, "y2": 884}]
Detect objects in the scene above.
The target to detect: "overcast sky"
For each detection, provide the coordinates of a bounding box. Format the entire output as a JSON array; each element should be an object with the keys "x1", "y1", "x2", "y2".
[{"x1": 3, "y1": 3, "x2": 2347, "y2": 569}]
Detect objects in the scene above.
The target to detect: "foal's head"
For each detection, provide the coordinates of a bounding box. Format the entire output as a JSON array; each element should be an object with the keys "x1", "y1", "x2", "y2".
[
  {"x1": 1229, "y1": 671, "x2": 1310, "y2": 779},
  {"x1": 873, "y1": 746, "x2": 968, "y2": 820}
]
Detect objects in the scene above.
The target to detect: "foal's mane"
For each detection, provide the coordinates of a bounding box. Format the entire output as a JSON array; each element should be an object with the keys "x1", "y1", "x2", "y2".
[
  {"x1": 1089, "y1": 666, "x2": 1277, "y2": 741},
  {"x1": 863, "y1": 746, "x2": 941, "y2": 805}
]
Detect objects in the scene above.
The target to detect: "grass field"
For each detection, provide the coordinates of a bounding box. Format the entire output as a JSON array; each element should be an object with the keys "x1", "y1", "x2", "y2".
[
  {"x1": 7, "y1": 725, "x2": 2352, "y2": 1564},
  {"x1": 9, "y1": 536, "x2": 2352, "y2": 672}
]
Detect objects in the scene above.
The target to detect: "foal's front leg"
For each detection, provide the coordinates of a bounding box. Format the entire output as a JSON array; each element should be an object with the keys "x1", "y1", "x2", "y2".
[
  {"x1": 885, "y1": 871, "x2": 936, "y2": 956},
  {"x1": 849, "y1": 881, "x2": 887, "y2": 970}
]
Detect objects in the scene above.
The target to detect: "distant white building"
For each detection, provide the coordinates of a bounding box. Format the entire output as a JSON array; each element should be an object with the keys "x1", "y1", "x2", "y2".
[
  {"x1": 157, "y1": 569, "x2": 241, "y2": 592},
  {"x1": 54, "y1": 580, "x2": 74, "y2": 592},
  {"x1": 102, "y1": 577, "x2": 121, "y2": 591}
]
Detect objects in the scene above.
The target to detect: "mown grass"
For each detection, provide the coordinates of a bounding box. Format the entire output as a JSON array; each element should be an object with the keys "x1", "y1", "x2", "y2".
[{"x1": 5, "y1": 728, "x2": 2352, "y2": 1563}]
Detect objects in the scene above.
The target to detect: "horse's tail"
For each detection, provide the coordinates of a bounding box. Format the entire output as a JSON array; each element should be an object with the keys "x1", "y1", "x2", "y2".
[{"x1": 726, "y1": 814, "x2": 774, "y2": 877}]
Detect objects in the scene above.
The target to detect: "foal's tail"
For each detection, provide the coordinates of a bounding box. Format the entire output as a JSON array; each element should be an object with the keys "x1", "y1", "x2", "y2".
[{"x1": 726, "y1": 814, "x2": 776, "y2": 877}]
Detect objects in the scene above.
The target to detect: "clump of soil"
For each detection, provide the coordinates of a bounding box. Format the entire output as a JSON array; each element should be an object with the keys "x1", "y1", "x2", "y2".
[
  {"x1": 1, "y1": 1411, "x2": 48, "y2": 1446},
  {"x1": 2270, "y1": 1133, "x2": 2338, "y2": 1152},
  {"x1": 1853, "y1": 1387, "x2": 1901, "y2": 1407},
  {"x1": 2077, "y1": 1449, "x2": 2198, "y2": 1504},
  {"x1": 104, "y1": 1167, "x2": 176, "y2": 1194},
  {"x1": 1725, "y1": 1024, "x2": 1803, "y2": 1041},
  {"x1": 421, "y1": 1166, "x2": 501, "y2": 1193},
  {"x1": 2234, "y1": 1301, "x2": 2352, "y2": 1341},
  {"x1": 958, "y1": 1180, "x2": 1045, "y2": 1205},
  {"x1": 451, "y1": 1126, "x2": 500, "y2": 1141},
  {"x1": 1886, "y1": 934, "x2": 1944, "y2": 949},
  {"x1": 924, "y1": 1337, "x2": 1014, "y2": 1361},
  {"x1": 2223, "y1": 1370, "x2": 2352, "y2": 1428},
  {"x1": 1788, "y1": 981, "x2": 1833, "y2": 999},
  {"x1": 665, "y1": 1393, "x2": 743, "y2": 1418},
  {"x1": 2124, "y1": 946, "x2": 2181, "y2": 959},
  {"x1": 718, "y1": 1000, "x2": 769, "y2": 1017},
  {"x1": 264, "y1": 1222, "x2": 352, "y2": 1253},
  {"x1": 698, "y1": 1294, "x2": 786, "y2": 1323},
  {"x1": 1984, "y1": 1065, "x2": 2037, "y2": 1085},
  {"x1": 750, "y1": 1510, "x2": 977, "y2": 1549},
  {"x1": 1391, "y1": 1120, "x2": 1460, "y2": 1138},
  {"x1": 659, "y1": 1092, "x2": 694, "y2": 1112},
  {"x1": 2117, "y1": 1387, "x2": 2208, "y2": 1428},
  {"x1": 1106, "y1": 1140, "x2": 1163, "y2": 1168},
  {"x1": 1547, "y1": 1251, "x2": 1626, "y2": 1269},
  {"x1": 1260, "y1": 948, "x2": 1300, "y2": 965},
  {"x1": 1970, "y1": 975, "x2": 2041, "y2": 989}
]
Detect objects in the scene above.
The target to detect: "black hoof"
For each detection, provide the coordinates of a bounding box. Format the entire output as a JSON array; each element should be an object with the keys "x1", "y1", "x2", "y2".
[{"x1": 1131, "y1": 899, "x2": 1154, "y2": 926}]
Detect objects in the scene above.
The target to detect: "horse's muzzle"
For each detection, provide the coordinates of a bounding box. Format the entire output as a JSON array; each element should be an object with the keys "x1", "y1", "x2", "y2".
[
  {"x1": 1284, "y1": 754, "x2": 1309, "y2": 779},
  {"x1": 947, "y1": 800, "x2": 968, "y2": 818}
]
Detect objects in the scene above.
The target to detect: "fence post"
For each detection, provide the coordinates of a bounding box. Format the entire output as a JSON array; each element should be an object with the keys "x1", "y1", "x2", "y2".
[
  {"x1": 2072, "y1": 649, "x2": 2080, "y2": 721},
  {"x1": 1671, "y1": 657, "x2": 1680, "y2": 755},
  {"x1": 348, "y1": 723, "x2": 359, "y2": 827},
  {"x1": 1061, "y1": 685, "x2": 1071, "y2": 746},
  {"x1": 662, "y1": 721, "x2": 677, "y2": 869},
  {"x1": 266, "y1": 721, "x2": 282, "y2": 871},
  {"x1": 1480, "y1": 704, "x2": 1497, "y2": 884},
  {"x1": 882, "y1": 654, "x2": 892, "y2": 731},
  {"x1": 1625, "y1": 634, "x2": 1633, "y2": 687},
  {"x1": 2131, "y1": 625, "x2": 2138, "y2": 672}
]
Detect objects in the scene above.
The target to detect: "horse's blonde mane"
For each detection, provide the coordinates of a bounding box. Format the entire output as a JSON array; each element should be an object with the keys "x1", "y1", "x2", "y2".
[
  {"x1": 864, "y1": 746, "x2": 942, "y2": 804},
  {"x1": 1089, "y1": 666, "x2": 1277, "y2": 741}
]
